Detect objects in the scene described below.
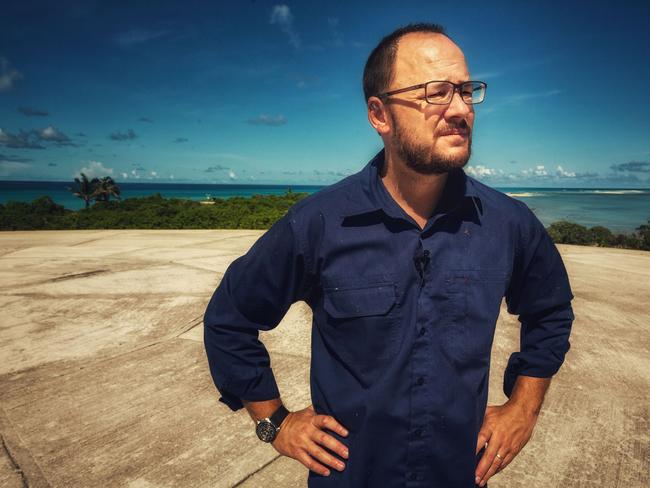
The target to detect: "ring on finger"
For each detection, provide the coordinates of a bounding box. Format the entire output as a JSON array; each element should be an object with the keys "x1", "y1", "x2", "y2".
[{"x1": 495, "y1": 453, "x2": 503, "y2": 462}]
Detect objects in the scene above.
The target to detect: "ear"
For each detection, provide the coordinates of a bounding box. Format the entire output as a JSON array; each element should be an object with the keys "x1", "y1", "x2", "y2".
[{"x1": 367, "y1": 96, "x2": 390, "y2": 136}]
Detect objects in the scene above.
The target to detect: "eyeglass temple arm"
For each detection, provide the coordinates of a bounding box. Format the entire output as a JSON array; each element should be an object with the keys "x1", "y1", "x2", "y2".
[{"x1": 377, "y1": 82, "x2": 428, "y2": 99}]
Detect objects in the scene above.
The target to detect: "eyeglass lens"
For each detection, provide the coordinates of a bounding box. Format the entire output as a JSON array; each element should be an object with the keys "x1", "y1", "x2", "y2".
[{"x1": 425, "y1": 81, "x2": 485, "y2": 104}]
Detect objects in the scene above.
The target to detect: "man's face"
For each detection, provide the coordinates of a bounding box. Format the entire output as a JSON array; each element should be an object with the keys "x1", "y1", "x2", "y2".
[{"x1": 383, "y1": 33, "x2": 475, "y2": 175}]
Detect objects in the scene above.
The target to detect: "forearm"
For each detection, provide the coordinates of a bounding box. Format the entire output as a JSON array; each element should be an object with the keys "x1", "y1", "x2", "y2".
[
  {"x1": 506, "y1": 375, "x2": 551, "y2": 417},
  {"x1": 243, "y1": 398, "x2": 284, "y2": 423},
  {"x1": 203, "y1": 211, "x2": 311, "y2": 412}
]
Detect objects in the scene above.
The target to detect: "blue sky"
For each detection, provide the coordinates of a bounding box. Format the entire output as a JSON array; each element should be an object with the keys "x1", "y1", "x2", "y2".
[{"x1": 1, "y1": 0, "x2": 649, "y2": 187}]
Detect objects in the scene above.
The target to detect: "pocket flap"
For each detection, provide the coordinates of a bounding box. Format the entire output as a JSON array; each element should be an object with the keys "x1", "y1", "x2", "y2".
[
  {"x1": 445, "y1": 268, "x2": 509, "y2": 283},
  {"x1": 324, "y1": 282, "x2": 396, "y2": 318}
]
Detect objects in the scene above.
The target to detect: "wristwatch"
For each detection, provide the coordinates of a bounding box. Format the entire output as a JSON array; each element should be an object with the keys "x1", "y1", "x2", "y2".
[{"x1": 255, "y1": 404, "x2": 290, "y2": 443}]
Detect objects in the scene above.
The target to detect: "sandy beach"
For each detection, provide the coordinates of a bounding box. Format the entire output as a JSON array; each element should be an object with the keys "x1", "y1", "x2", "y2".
[{"x1": 0, "y1": 229, "x2": 648, "y2": 488}]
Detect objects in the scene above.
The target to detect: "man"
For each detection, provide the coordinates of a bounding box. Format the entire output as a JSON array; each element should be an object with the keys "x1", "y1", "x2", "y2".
[{"x1": 203, "y1": 22, "x2": 575, "y2": 487}]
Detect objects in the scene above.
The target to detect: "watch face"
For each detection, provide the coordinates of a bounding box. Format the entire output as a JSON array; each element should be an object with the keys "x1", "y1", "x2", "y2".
[{"x1": 256, "y1": 420, "x2": 277, "y2": 442}]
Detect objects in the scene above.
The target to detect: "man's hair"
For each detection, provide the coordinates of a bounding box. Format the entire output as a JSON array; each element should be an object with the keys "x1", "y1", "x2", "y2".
[{"x1": 362, "y1": 23, "x2": 452, "y2": 104}]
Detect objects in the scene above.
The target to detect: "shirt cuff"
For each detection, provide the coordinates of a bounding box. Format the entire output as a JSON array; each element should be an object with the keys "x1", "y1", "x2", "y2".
[
  {"x1": 503, "y1": 359, "x2": 553, "y2": 398},
  {"x1": 216, "y1": 367, "x2": 281, "y2": 412},
  {"x1": 503, "y1": 300, "x2": 574, "y2": 398}
]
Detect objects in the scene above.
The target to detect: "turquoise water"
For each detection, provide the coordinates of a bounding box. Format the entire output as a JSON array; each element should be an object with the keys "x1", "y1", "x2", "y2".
[
  {"x1": 1, "y1": 180, "x2": 649, "y2": 234},
  {"x1": 497, "y1": 188, "x2": 650, "y2": 234}
]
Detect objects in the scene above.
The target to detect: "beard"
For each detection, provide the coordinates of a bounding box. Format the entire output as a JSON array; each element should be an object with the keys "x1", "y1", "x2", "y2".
[{"x1": 389, "y1": 109, "x2": 472, "y2": 175}]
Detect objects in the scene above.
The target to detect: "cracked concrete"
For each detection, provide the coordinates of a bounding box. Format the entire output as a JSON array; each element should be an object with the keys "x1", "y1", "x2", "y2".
[{"x1": 0, "y1": 230, "x2": 648, "y2": 487}]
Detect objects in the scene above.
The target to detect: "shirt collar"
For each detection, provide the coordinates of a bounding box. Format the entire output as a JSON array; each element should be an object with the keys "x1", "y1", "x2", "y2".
[{"x1": 342, "y1": 147, "x2": 483, "y2": 222}]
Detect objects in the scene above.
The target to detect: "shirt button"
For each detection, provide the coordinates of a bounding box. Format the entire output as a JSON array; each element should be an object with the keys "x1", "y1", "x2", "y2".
[
  {"x1": 414, "y1": 428, "x2": 422, "y2": 437},
  {"x1": 417, "y1": 377, "x2": 424, "y2": 386},
  {"x1": 408, "y1": 472, "x2": 417, "y2": 481},
  {"x1": 419, "y1": 328, "x2": 426, "y2": 336}
]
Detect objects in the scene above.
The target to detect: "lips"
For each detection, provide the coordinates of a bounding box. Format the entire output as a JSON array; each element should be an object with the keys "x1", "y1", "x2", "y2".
[{"x1": 439, "y1": 129, "x2": 468, "y2": 137}]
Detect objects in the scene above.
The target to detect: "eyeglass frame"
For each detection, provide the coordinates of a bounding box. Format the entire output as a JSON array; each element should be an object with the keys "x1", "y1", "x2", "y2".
[{"x1": 375, "y1": 80, "x2": 488, "y2": 105}]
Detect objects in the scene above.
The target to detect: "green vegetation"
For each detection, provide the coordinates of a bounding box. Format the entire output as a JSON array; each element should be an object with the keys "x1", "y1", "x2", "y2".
[
  {"x1": 66, "y1": 173, "x2": 122, "y2": 209},
  {"x1": 0, "y1": 192, "x2": 308, "y2": 230},
  {"x1": 0, "y1": 194, "x2": 648, "y2": 251},
  {"x1": 547, "y1": 219, "x2": 650, "y2": 250}
]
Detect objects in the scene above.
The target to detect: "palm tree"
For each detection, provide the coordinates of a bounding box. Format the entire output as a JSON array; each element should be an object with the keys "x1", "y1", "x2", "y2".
[
  {"x1": 93, "y1": 176, "x2": 122, "y2": 202},
  {"x1": 66, "y1": 173, "x2": 100, "y2": 209}
]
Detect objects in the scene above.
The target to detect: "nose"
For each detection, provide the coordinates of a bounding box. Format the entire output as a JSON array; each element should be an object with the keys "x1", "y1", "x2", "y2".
[{"x1": 444, "y1": 87, "x2": 472, "y2": 120}]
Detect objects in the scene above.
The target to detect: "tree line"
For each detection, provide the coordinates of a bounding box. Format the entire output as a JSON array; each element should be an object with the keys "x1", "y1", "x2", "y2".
[{"x1": 0, "y1": 176, "x2": 648, "y2": 251}]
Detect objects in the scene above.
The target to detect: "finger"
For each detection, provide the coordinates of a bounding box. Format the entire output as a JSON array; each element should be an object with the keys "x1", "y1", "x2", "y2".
[
  {"x1": 306, "y1": 441, "x2": 346, "y2": 472},
  {"x1": 478, "y1": 454, "x2": 502, "y2": 487},
  {"x1": 314, "y1": 414, "x2": 349, "y2": 437},
  {"x1": 475, "y1": 435, "x2": 501, "y2": 482},
  {"x1": 297, "y1": 450, "x2": 330, "y2": 477},
  {"x1": 496, "y1": 450, "x2": 514, "y2": 472},
  {"x1": 476, "y1": 430, "x2": 491, "y2": 455},
  {"x1": 313, "y1": 429, "x2": 350, "y2": 460}
]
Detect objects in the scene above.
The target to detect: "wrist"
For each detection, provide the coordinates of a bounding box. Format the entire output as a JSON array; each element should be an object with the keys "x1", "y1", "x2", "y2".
[
  {"x1": 506, "y1": 397, "x2": 541, "y2": 418},
  {"x1": 507, "y1": 375, "x2": 551, "y2": 417},
  {"x1": 255, "y1": 404, "x2": 290, "y2": 443},
  {"x1": 243, "y1": 398, "x2": 283, "y2": 424}
]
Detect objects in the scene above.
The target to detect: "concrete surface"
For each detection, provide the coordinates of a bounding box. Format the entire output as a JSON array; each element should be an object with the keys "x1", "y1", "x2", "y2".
[{"x1": 0, "y1": 230, "x2": 648, "y2": 487}]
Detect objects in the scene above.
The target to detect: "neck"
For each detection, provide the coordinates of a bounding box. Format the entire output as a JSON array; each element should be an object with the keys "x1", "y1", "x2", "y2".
[{"x1": 380, "y1": 147, "x2": 450, "y2": 229}]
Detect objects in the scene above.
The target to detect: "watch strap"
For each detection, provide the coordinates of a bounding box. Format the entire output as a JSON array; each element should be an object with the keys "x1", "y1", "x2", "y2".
[{"x1": 269, "y1": 404, "x2": 289, "y2": 429}]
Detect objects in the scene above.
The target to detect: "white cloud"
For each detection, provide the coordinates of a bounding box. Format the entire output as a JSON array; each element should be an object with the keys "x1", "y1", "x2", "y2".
[
  {"x1": 121, "y1": 172, "x2": 128, "y2": 179},
  {"x1": 534, "y1": 165, "x2": 548, "y2": 176},
  {"x1": 270, "y1": 5, "x2": 301, "y2": 48},
  {"x1": 0, "y1": 128, "x2": 43, "y2": 149},
  {"x1": 76, "y1": 160, "x2": 114, "y2": 179},
  {"x1": 0, "y1": 57, "x2": 23, "y2": 92},
  {"x1": 465, "y1": 164, "x2": 503, "y2": 178},
  {"x1": 150, "y1": 170, "x2": 157, "y2": 177},
  {"x1": 0, "y1": 160, "x2": 30, "y2": 177},
  {"x1": 504, "y1": 90, "x2": 562, "y2": 105},
  {"x1": 228, "y1": 170, "x2": 237, "y2": 180},
  {"x1": 39, "y1": 125, "x2": 71, "y2": 143},
  {"x1": 246, "y1": 113, "x2": 287, "y2": 126},
  {"x1": 114, "y1": 29, "x2": 170, "y2": 47},
  {"x1": 556, "y1": 165, "x2": 576, "y2": 177},
  {"x1": 471, "y1": 71, "x2": 502, "y2": 80},
  {"x1": 327, "y1": 17, "x2": 344, "y2": 47},
  {"x1": 484, "y1": 89, "x2": 563, "y2": 115}
]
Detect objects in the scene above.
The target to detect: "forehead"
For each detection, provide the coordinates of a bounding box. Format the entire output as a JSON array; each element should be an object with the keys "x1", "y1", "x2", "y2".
[{"x1": 392, "y1": 32, "x2": 469, "y2": 86}]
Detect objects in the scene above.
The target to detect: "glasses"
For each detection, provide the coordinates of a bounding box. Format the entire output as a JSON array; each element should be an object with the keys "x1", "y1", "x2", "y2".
[{"x1": 376, "y1": 80, "x2": 487, "y2": 105}]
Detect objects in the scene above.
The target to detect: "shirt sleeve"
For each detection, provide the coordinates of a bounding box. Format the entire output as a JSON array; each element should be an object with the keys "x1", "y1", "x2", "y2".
[
  {"x1": 503, "y1": 200, "x2": 576, "y2": 398},
  {"x1": 202, "y1": 209, "x2": 313, "y2": 411}
]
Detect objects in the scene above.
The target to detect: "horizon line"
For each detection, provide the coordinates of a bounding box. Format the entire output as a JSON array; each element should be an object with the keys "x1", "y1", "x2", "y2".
[{"x1": 1, "y1": 179, "x2": 649, "y2": 191}]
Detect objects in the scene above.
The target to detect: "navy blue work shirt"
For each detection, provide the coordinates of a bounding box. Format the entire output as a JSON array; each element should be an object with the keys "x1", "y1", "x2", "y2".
[{"x1": 203, "y1": 147, "x2": 575, "y2": 487}]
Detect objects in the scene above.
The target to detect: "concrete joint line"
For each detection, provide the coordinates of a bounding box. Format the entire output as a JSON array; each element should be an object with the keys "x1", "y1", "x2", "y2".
[{"x1": 232, "y1": 453, "x2": 283, "y2": 487}]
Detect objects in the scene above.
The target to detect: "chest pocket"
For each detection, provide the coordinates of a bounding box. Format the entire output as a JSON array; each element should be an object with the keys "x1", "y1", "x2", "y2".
[
  {"x1": 441, "y1": 269, "x2": 510, "y2": 365},
  {"x1": 320, "y1": 276, "x2": 400, "y2": 388}
]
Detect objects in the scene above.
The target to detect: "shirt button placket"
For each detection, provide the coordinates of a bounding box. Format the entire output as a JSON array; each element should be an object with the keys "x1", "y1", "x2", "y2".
[{"x1": 407, "y1": 237, "x2": 432, "y2": 485}]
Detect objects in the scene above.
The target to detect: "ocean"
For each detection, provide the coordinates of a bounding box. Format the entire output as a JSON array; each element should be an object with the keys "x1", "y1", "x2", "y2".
[{"x1": 1, "y1": 180, "x2": 649, "y2": 235}]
